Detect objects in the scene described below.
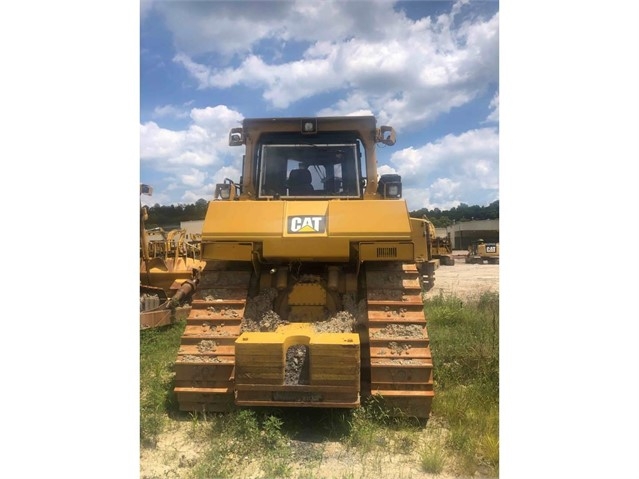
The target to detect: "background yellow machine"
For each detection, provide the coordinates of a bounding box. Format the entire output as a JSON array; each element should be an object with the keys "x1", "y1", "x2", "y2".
[
  {"x1": 140, "y1": 185, "x2": 205, "y2": 329},
  {"x1": 465, "y1": 239, "x2": 500, "y2": 264},
  {"x1": 173, "y1": 116, "x2": 438, "y2": 418}
]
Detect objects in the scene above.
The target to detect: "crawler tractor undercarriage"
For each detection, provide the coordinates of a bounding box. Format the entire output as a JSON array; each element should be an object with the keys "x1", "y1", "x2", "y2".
[{"x1": 174, "y1": 261, "x2": 434, "y2": 418}]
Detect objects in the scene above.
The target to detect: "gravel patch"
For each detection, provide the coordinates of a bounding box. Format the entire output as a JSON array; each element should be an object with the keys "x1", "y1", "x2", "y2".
[
  {"x1": 284, "y1": 345, "x2": 310, "y2": 385},
  {"x1": 241, "y1": 288, "x2": 290, "y2": 332},
  {"x1": 178, "y1": 355, "x2": 229, "y2": 363},
  {"x1": 313, "y1": 311, "x2": 356, "y2": 333},
  {"x1": 370, "y1": 324, "x2": 425, "y2": 338},
  {"x1": 196, "y1": 340, "x2": 217, "y2": 353},
  {"x1": 387, "y1": 342, "x2": 412, "y2": 356}
]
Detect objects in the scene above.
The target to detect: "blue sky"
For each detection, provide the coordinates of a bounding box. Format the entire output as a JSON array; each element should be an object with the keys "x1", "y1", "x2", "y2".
[{"x1": 140, "y1": 0, "x2": 499, "y2": 211}]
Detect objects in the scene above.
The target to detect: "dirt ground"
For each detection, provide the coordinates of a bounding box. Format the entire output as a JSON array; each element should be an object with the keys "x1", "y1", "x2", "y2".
[
  {"x1": 140, "y1": 257, "x2": 499, "y2": 479},
  {"x1": 424, "y1": 253, "x2": 500, "y2": 301}
]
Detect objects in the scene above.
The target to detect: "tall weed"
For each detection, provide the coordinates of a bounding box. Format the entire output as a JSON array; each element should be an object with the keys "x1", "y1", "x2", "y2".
[
  {"x1": 139, "y1": 321, "x2": 186, "y2": 446},
  {"x1": 425, "y1": 291, "x2": 499, "y2": 475}
]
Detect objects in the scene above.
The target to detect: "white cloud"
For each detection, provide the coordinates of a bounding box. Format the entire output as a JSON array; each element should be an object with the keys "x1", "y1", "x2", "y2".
[
  {"x1": 139, "y1": 123, "x2": 216, "y2": 167},
  {"x1": 385, "y1": 127, "x2": 498, "y2": 210},
  {"x1": 161, "y1": 2, "x2": 497, "y2": 126},
  {"x1": 316, "y1": 92, "x2": 375, "y2": 118},
  {"x1": 140, "y1": 105, "x2": 245, "y2": 203},
  {"x1": 429, "y1": 177, "x2": 463, "y2": 203},
  {"x1": 485, "y1": 91, "x2": 499, "y2": 123},
  {"x1": 152, "y1": 104, "x2": 189, "y2": 120},
  {"x1": 154, "y1": 1, "x2": 400, "y2": 58},
  {"x1": 401, "y1": 180, "x2": 467, "y2": 211},
  {"x1": 139, "y1": 122, "x2": 184, "y2": 160},
  {"x1": 212, "y1": 165, "x2": 242, "y2": 185},
  {"x1": 141, "y1": 105, "x2": 242, "y2": 162},
  {"x1": 177, "y1": 165, "x2": 243, "y2": 205},
  {"x1": 156, "y1": 2, "x2": 288, "y2": 58},
  {"x1": 177, "y1": 53, "x2": 344, "y2": 109},
  {"x1": 190, "y1": 105, "x2": 243, "y2": 130},
  {"x1": 377, "y1": 164, "x2": 398, "y2": 176},
  {"x1": 180, "y1": 168, "x2": 207, "y2": 188}
]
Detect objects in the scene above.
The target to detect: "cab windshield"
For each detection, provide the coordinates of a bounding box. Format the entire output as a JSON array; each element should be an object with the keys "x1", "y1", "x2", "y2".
[{"x1": 257, "y1": 143, "x2": 362, "y2": 198}]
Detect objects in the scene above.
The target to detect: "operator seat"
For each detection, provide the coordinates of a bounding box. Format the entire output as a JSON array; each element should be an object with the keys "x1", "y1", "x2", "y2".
[{"x1": 287, "y1": 168, "x2": 314, "y2": 195}]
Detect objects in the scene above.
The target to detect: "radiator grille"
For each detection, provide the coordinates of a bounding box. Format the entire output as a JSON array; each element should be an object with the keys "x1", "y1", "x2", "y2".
[{"x1": 376, "y1": 247, "x2": 397, "y2": 258}]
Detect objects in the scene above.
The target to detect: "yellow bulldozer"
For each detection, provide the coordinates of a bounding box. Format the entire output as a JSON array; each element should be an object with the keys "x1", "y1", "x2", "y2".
[
  {"x1": 429, "y1": 230, "x2": 455, "y2": 266},
  {"x1": 140, "y1": 186, "x2": 206, "y2": 328},
  {"x1": 173, "y1": 116, "x2": 438, "y2": 418}
]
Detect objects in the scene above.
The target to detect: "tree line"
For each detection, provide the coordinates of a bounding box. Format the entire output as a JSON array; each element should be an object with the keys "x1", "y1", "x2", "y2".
[
  {"x1": 144, "y1": 198, "x2": 499, "y2": 229},
  {"x1": 410, "y1": 200, "x2": 499, "y2": 228},
  {"x1": 144, "y1": 199, "x2": 209, "y2": 228}
]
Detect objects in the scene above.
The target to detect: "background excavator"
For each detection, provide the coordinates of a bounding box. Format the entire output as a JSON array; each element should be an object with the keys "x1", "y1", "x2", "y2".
[{"x1": 465, "y1": 239, "x2": 500, "y2": 264}]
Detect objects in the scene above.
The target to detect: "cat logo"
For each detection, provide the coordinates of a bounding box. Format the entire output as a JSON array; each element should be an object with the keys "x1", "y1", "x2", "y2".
[{"x1": 287, "y1": 216, "x2": 326, "y2": 233}]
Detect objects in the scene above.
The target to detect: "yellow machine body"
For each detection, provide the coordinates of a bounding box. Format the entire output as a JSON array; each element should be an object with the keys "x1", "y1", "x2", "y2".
[
  {"x1": 173, "y1": 116, "x2": 437, "y2": 418},
  {"x1": 202, "y1": 199, "x2": 429, "y2": 263}
]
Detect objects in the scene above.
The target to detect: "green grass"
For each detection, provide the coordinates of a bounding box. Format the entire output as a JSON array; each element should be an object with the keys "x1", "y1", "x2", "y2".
[
  {"x1": 419, "y1": 444, "x2": 446, "y2": 474},
  {"x1": 189, "y1": 409, "x2": 295, "y2": 479},
  {"x1": 140, "y1": 291, "x2": 499, "y2": 478},
  {"x1": 425, "y1": 291, "x2": 499, "y2": 476},
  {"x1": 140, "y1": 320, "x2": 186, "y2": 446}
]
